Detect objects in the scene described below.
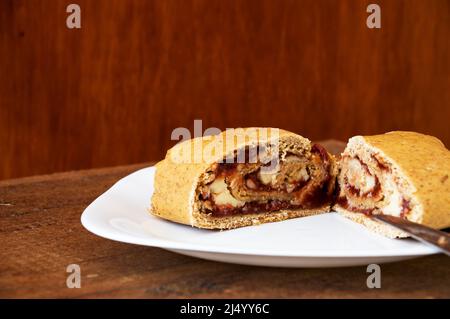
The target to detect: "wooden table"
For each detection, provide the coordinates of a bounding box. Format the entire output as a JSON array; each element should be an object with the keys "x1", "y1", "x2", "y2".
[{"x1": 1, "y1": 141, "x2": 449, "y2": 298}]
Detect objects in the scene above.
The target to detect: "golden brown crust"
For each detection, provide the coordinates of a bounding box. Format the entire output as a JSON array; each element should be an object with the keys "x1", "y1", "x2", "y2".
[
  {"x1": 150, "y1": 158, "x2": 199, "y2": 225},
  {"x1": 193, "y1": 207, "x2": 330, "y2": 229},
  {"x1": 336, "y1": 131, "x2": 450, "y2": 236},
  {"x1": 150, "y1": 128, "x2": 335, "y2": 229},
  {"x1": 363, "y1": 131, "x2": 450, "y2": 228}
]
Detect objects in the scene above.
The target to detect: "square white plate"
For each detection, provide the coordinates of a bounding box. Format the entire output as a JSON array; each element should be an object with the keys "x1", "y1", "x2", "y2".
[{"x1": 81, "y1": 167, "x2": 438, "y2": 267}]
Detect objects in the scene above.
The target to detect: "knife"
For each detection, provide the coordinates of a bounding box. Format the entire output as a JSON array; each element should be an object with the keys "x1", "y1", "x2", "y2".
[{"x1": 371, "y1": 214, "x2": 450, "y2": 256}]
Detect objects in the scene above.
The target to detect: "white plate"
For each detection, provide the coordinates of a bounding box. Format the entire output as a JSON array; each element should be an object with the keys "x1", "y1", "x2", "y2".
[{"x1": 81, "y1": 167, "x2": 438, "y2": 268}]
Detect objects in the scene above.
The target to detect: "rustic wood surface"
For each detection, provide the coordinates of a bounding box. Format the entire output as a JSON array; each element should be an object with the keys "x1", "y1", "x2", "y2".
[
  {"x1": 1, "y1": 0, "x2": 450, "y2": 180},
  {"x1": 0, "y1": 140, "x2": 449, "y2": 298}
]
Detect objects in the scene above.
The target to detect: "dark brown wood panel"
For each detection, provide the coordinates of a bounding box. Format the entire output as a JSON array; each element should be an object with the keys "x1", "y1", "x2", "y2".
[{"x1": 1, "y1": 0, "x2": 449, "y2": 179}]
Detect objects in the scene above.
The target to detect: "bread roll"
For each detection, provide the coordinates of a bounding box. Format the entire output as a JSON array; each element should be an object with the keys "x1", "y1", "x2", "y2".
[
  {"x1": 335, "y1": 131, "x2": 450, "y2": 238},
  {"x1": 151, "y1": 128, "x2": 337, "y2": 229}
]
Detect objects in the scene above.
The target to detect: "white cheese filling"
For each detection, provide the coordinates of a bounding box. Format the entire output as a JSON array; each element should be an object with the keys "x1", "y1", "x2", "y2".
[
  {"x1": 258, "y1": 170, "x2": 278, "y2": 185},
  {"x1": 209, "y1": 178, "x2": 245, "y2": 207},
  {"x1": 346, "y1": 158, "x2": 376, "y2": 193},
  {"x1": 345, "y1": 158, "x2": 404, "y2": 217},
  {"x1": 381, "y1": 176, "x2": 403, "y2": 217}
]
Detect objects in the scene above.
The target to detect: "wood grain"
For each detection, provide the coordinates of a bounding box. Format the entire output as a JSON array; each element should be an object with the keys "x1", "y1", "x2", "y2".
[
  {"x1": 1, "y1": 0, "x2": 450, "y2": 179},
  {"x1": 0, "y1": 150, "x2": 449, "y2": 298}
]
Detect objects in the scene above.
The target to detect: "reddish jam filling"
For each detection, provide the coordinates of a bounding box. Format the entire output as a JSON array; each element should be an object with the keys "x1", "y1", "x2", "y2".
[
  {"x1": 204, "y1": 144, "x2": 335, "y2": 216},
  {"x1": 336, "y1": 196, "x2": 375, "y2": 215},
  {"x1": 400, "y1": 198, "x2": 411, "y2": 218},
  {"x1": 344, "y1": 175, "x2": 381, "y2": 198},
  {"x1": 212, "y1": 200, "x2": 302, "y2": 217},
  {"x1": 371, "y1": 154, "x2": 391, "y2": 172},
  {"x1": 343, "y1": 156, "x2": 382, "y2": 197},
  {"x1": 311, "y1": 143, "x2": 329, "y2": 162},
  {"x1": 338, "y1": 192, "x2": 412, "y2": 217},
  {"x1": 337, "y1": 156, "x2": 411, "y2": 218}
]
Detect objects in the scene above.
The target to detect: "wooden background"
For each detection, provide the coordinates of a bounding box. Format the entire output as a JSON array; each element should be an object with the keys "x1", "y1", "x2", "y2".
[{"x1": 1, "y1": 0, "x2": 449, "y2": 180}]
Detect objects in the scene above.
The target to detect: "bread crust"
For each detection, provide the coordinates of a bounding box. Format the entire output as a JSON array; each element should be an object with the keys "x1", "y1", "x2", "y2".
[
  {"x1": 150, "y1": 128, "x2": 334, "y2": 228},
  {"x1": 336, "y1": 131, "x2": 450, "y2": 235},
  {"x1": 335, "y1": 208, "x2": 409, "y2": 238}
]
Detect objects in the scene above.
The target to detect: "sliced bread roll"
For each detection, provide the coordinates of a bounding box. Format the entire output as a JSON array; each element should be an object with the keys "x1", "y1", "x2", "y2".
[
  {"x1": 151, "y1": 127, "x2": 337, "y2": 229},
  {"x1": 335, "y1": 131, "x2": 450, "y2": 238}
]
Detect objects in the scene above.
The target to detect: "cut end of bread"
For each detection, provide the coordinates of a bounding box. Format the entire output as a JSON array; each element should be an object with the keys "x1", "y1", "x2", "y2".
[{"x1": 335, "y1": 207, "x2": 409, "y2": 238}]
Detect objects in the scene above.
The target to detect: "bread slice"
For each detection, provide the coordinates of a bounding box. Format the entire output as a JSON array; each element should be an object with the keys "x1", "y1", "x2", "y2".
[
  {"x1": 334, "y1": 131, "x2": 450, "y2": 238},
  {"x1": 150, "y1": 127, "x2": 337, "y2": 229}
]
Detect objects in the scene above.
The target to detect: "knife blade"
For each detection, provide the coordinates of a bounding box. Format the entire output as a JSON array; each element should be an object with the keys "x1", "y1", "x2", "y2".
[{"x1": 371, "y1": 214, "x2": 450, "y2": 256}]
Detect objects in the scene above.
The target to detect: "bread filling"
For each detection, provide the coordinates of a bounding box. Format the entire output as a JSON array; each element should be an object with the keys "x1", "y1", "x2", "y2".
[
  {"x1": 197, "y1": 144, "x2": 335, "y2": 216},
  {"x1": 337, "y1": 155, "x2": 411, "y2": 217}
]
